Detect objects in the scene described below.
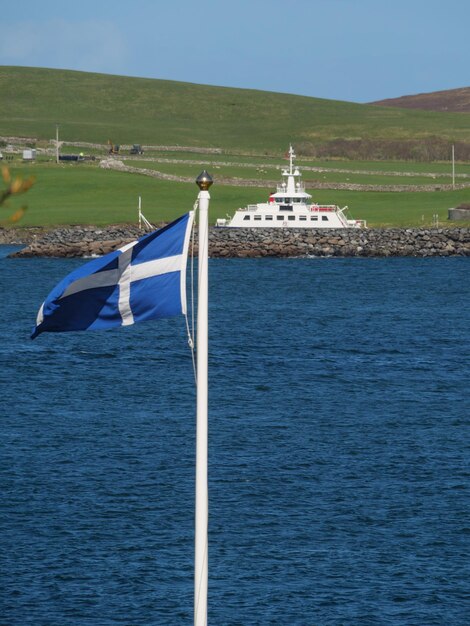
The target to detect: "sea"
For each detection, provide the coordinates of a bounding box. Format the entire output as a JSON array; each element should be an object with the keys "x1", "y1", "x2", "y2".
[{"x1": 1, "y1": 245, "x2": 469, "y2": 626}]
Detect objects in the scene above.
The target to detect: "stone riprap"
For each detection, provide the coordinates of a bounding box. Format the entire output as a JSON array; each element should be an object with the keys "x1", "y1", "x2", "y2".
[
  {"x1": 208, "y1": 227, "x2": 469, "y2": 257},
  {"x1": 5, "y1": 226, "x2": 469, "y2": 258},
  {"x1": 5, "y1": 225, "x2": 143, "y2": 258}
]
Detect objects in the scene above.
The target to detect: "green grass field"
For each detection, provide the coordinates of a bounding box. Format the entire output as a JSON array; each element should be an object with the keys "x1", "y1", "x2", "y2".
[
  {"x1": 2, "y1": 164, "x2": 195, "y2": 226},
  {"x1": 3, "y1": 162, "x2": 469, "y2": 228}
]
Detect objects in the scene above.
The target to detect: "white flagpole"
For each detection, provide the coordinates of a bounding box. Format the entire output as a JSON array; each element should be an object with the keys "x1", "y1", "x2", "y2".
[{"x1": 195, "y1": 171, "x2": 212, "y2": 626}]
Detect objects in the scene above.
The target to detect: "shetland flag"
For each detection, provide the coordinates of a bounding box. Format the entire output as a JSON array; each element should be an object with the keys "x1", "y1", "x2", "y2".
[{"x1": 31, "y1": 212, "x2": 194, "y2": 339}]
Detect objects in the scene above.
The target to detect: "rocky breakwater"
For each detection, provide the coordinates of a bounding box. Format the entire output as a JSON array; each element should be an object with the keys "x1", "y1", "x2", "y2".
[
  {"x1": 9, "y1": 225, "x2": 143, "y2": 258},
  {"x1": 8, "y1": 226, "x2": 470, "y2": 258},
  {"x1": 209, "y1": 227, "x2": 470, "y2": 257}
]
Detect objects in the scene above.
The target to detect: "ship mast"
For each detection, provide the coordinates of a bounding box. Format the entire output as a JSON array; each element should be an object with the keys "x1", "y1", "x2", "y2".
[
  {"x1": 281, "y1": 145, "x2": 300, "y2": 195},
  {"x1": 288, "y1": 144, "x2": 295, "y2": 175}
]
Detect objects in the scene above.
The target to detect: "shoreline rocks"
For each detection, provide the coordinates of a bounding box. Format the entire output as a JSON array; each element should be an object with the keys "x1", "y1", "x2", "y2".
[
  {"x1": 3, "y1": 225, "x2": 469, "y2": 258},
  {"x1": 4, "y1": 225, "x2": 144, "y2": 258},
  {"x1": 209, "y1": 227, "x2": 470, "y2": 257}
]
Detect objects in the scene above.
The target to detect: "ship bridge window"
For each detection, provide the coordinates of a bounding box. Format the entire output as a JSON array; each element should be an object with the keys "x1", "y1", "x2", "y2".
[
  {"x1": 322, "y1": 216, "x2": 329, "y2": 221},
  {"x1": 243, "y1": 215, "x2": 251, "y2": 221},
  {"x1": 280, "y1": 205, "x2": 293, "y2": 211},
  {"x1": 288, "y1": 215, "x2": 296, "y2": 221}
]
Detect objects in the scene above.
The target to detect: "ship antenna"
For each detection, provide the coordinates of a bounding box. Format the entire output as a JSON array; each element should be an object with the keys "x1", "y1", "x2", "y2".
[{"x1": 289, "y1": 144, "x2": 295, "y2": 175}]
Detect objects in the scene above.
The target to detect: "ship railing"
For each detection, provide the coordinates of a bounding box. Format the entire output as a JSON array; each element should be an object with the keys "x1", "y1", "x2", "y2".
[
  {"x1": 352, "y1": 219, "x2": 367, "y2": 228},
  {"x1": 336, "y1": 205, "x2": 351, "y2": 227},
  {"x1": 276, "y1": 184, "x2": 306, "y2": 193},
  {"x1": 310, "y1": 204, "x2": 338, "y2": 212},
  {"x1": 234, "y1": 205, "x2": 258, "y2": 212}
]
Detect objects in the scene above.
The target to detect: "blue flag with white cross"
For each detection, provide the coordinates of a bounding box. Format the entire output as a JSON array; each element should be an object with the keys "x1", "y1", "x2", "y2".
[{"x1": 31, "y1": 212, "x2": 194, "y2": 339}]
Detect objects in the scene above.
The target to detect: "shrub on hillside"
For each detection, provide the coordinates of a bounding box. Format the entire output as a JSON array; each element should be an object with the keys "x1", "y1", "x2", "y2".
[{"x1": 296, "y1": 137, "x2": 470, "y2": 162}]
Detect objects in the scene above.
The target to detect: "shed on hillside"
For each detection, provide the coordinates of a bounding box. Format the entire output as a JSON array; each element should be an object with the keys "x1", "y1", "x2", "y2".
[{"x1": 22, "y1": 149, "x2": 36, "y2": 161}]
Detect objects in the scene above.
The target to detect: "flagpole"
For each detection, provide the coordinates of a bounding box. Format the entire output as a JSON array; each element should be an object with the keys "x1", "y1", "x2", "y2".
[{"x1": 195, "y1": 171, "x2": 212, "y2": 626}]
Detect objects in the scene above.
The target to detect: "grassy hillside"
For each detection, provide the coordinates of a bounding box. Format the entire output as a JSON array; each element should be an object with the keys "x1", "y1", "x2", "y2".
[
  {"x1": 1, "y1": 67, "x2": 470, "y2": 154},
  {"x1": 1, "y1": 67, "x2": 469, "y2": 229}
]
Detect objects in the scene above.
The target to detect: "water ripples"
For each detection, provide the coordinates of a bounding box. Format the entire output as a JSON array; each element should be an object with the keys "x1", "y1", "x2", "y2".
[{"x1": 1, "y1": 250, "x2": 469, "y2": 624}]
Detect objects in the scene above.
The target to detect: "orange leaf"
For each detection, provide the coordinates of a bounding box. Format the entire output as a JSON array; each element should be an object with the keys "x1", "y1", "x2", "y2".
[
  {"x1": 9, "y1": 207, "x2": 26, "y2": 223},
  {"x1": 21, "y1": 176, "x2": 35, "y2": 192},
  {"x1": 1, "y1": 166, "x2": 10, "y2": 183},
  {"x1": 10, "y1": 178, "x2": 23, "y2": 194}
]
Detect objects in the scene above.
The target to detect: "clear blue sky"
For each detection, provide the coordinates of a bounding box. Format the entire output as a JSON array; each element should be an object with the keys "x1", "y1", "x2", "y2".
[{"x1": 2, "y1": 0, "x2": 469, "y2": 103}]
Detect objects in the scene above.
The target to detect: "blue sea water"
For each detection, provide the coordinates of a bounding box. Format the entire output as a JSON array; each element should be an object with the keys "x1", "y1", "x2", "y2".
[{"x1": 1, "y1": 245, "x2": 469, "y2": 625}]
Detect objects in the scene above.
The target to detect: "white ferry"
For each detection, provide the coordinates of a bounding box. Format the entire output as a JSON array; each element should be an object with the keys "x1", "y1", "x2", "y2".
[{"x1": 216, "y1": 146, "x2": 366, "y2": 229}]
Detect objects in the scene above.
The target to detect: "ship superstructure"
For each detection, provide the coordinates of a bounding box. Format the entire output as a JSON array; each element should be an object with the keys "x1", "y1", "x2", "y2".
[{"x1": 216, "y1": 146, "x2": 366, "y2": 229}]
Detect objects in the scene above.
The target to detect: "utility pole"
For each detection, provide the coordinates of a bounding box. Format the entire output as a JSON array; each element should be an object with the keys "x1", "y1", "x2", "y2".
[
  {"x1": 452, "y1": 144, "x2": 455, "y2": 190},
  {"x1": 56, "y1": 124, "x2": 59, "y2": 164}
]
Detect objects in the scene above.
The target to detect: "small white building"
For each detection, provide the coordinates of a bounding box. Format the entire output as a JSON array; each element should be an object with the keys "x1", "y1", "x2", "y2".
[{"x1": 22, "y1": 149, "x2": 37, "y2": 161}]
